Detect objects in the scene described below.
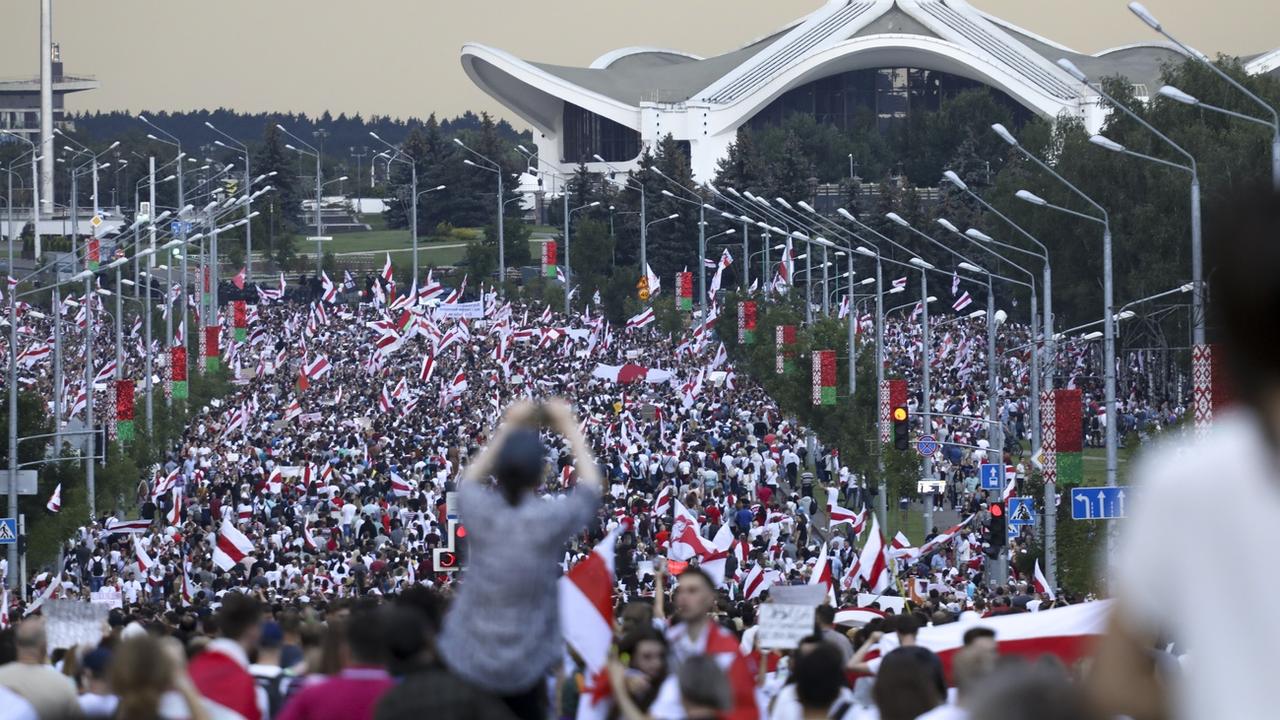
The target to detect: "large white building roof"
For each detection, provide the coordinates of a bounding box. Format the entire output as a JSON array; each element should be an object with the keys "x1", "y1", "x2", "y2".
[{"x1": 462, "y1": 0, "x2": 1276, "y2": 180}]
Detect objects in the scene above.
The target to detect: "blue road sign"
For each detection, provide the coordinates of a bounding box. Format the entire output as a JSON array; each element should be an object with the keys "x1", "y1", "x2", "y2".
[
  {"x1": 1008, "y1": 497, "x2": 1035, "y2": 526},
  {"x1": 979, "y1": 463, "x2": 1003, "y2": 490},
  {"x1": 1071, "y1": 486, "x2": 1129, "y2": 520},
  {"x1": 0, "y1": 517, "x2": 15, "y2": 544},
  {"x1": 916, "y1": 435, "x2": 939, "y2": 457}
]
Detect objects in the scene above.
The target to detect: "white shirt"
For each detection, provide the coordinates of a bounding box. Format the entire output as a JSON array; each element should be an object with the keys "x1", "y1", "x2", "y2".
[{"x1": 1116, "y1": 411, "x2": 1280, "y2": 720}]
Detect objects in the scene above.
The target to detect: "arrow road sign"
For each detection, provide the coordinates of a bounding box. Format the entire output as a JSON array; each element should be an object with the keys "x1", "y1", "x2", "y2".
[
  {"x1": 1071, "y1": 486, "x2": 1129, "y2": 521},
  {"x1": 0, "y1": 517, "x2": 16, "y2": 544},
  {"x1": 979, "y1": 463, "x2": 1002, "y2": 490}
]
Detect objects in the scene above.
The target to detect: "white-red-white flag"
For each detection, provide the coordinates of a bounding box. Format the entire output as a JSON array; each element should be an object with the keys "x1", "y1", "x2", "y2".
[
  {"x1": 559, "y1": 527, "x2": 621, "y2": 720},
  {"x1": 212, "y1": 519, "x2": 255, "y2": 571},
  {"x1": 1033, "y1": 559, "x2": 1056, "y2": 601},
  {"x1": 625, "y1": 307, "x2": 655, "y2": 330},
  {"x1": 857, "y1": 514, "x2": 891, "y2": 594},
  {"x1": 45, "y1": 483, "x2": 62, "y2": 513}
]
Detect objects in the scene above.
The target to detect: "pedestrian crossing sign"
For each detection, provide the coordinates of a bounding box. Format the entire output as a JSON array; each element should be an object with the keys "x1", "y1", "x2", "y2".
[
  {"x1": 0, "y1": 517, "x2": 16, "y2": 544},
  {"x1": 1008, "y1": 497, "x2": 1034, "y2": 526}
]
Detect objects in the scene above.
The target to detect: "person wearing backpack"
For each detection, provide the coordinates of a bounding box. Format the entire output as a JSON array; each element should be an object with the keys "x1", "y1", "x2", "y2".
[{"x1": 250, "y1": 621, "x2": 292, "y2": 719}]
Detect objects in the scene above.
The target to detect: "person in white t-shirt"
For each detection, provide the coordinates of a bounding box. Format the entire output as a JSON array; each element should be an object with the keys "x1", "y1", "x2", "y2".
[{"x1": 1094, "y1": 186, "x2": 1280, "y2": 720}]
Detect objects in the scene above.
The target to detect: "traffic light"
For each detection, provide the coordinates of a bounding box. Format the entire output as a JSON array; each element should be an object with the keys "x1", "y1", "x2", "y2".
[
  {"x1": 988, "y1": 502, "x2": 1006, "y2": 551},
  {"x1": 892, "y1": 405, "x2": 909, "y2": 451},
  {"x1": 433, "y1": 519, "x2": 468, "y2": 572}
]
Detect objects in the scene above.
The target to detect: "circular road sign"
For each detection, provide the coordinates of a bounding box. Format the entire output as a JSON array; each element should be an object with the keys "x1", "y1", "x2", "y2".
[{"x1": 916, "y1": 435, "x2": 939, "y2": 457}]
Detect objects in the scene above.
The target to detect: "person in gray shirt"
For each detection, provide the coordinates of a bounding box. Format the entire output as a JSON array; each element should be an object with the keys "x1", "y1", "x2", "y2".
[{"x1": 439, "y1": 399, "x2": 602, "y2": 720}]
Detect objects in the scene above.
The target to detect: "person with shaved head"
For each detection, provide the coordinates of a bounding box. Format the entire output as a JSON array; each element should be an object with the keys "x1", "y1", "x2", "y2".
[{"x1": 0, "y1": 617, "x2": 82, "y2": 719}]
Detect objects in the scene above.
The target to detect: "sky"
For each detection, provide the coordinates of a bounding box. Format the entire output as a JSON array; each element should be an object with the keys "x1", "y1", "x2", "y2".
[{"x1": 2, "y1": 0, "x2": 1276, "y2": 127}]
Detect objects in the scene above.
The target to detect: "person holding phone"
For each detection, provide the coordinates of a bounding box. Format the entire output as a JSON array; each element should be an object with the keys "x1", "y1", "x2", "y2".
[{"x1": 438, "y1": 398, "x2": 603, "y2": 720}]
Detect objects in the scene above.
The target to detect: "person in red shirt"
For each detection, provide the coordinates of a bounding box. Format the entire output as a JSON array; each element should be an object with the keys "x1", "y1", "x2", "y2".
[{"x1": 278, "y1": 604, "x2": 394, "y2": 720}]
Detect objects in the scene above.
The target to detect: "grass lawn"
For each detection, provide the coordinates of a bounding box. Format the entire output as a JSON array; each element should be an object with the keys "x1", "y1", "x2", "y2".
[{"x1": 1079, "y1": 444, "x2": 1138, "y2": 487}]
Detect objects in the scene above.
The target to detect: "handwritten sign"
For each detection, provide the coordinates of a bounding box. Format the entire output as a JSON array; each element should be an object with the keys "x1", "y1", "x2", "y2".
[
  {"x1": 857, "y1": 593, "x2": 906, "y2": 614},
  {"x1": 758, "y1": 604, "x2": 816, "y2": 650},
  {"x1": 90, "y1": 588, "x2": 123, "y2": 610}
]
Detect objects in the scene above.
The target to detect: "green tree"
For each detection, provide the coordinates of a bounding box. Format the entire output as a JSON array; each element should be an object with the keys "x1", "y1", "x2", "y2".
[{"x1": 254, "y1": 124, "x2": 302, "y2": 268}]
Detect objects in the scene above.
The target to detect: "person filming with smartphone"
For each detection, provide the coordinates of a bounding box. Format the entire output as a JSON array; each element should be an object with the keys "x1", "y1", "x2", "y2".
[{"x1": 438, "y1": 398, "x2": 603, "y2": 720}]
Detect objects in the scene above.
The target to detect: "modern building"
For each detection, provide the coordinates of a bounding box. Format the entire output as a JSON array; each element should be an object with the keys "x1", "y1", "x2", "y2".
[
  {"x1": 0, "y1": 43, "x2": 98, "y2": 140},
  {"x1": 462, "y1": 0, "x2": 1277, "y2": 181}
]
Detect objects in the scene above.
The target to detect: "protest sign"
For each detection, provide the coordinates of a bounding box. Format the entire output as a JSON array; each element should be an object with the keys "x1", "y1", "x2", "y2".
[{"x1": 758, "y1": 604, "x2": 816, "y2": 650}]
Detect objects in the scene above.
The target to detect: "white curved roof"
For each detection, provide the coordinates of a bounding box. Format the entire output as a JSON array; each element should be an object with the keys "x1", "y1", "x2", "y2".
[{"x1": 462, "y1": 0, "x2": 1264, "y2": 127}]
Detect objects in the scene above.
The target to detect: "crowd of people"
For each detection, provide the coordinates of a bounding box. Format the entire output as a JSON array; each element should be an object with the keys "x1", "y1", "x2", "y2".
[{"x1": 0, "y1": 260, "x2": 1182, "y2": 720}]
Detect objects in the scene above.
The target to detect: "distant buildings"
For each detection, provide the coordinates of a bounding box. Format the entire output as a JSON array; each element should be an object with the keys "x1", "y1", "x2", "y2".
[{"x1": 0, "y1": 43, "x2": 99, "y2": 140}]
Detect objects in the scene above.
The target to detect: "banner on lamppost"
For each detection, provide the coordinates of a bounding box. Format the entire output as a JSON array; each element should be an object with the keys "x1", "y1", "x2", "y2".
[
  {"x1": 676, "y1": 272, "x2": 693, "y2": 311},
  {"x1": 737, "y1": 301, "x2": 757, "y2": 344},
  {"x1": 775, "y1": 325, "x2": 796, "y2": 374},
  {"x1": 115, "y1": 379, "x2": 135, "y2": 443},
  {"x1": 205, "y1": 326, "x2": 220, "y2": 371},
  {"x1": 86, "y1": 238, "x2": 100, "y2": 271},
  {"x1": 1054, "y1": 388, "x2": 1082, "y2": 487},
  {"x1": 232, "y1": 301, "x2": 247, "y2": 342},
  {"x1": 171, "y1": 347, "x2": 188, "y2": 400},
  {"x1": 1039, "y1": 389, "x2": 1057, "y2": 485},
  {"x1": 812, "y1": 350, "x2": 836, "y2": 406},
  {"x1": 202, "y1": 266, "x2": 211, "y2": 305},
  {"x1": 543, "y1": 240, "x2": 557, "y2": 278}
]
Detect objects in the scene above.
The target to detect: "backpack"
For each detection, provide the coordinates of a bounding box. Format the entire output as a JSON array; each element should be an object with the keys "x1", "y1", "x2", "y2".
[
  {"x1": 254, "y1": 671, "x2": 289, "y2": 719},
  {"x1": 91, "y1": 560, "x2": 104, "y2": 576}
]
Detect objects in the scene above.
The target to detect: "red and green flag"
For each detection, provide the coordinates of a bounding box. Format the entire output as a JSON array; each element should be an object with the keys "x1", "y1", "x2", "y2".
[
  {"x1": 205, "y1": 326, "x2": 220, "y2": 371},
  {"x1": 677, "y1": 272, "x2": 693, "y2": 311},
  {"x1": 543, "y1": 240, "x2": 557, "y2": 278},
  {"x1": 87, "y1": 238, "x2": 100, "y2": 271},
  {"x1": 812, "y1": 349, "x2": 837, "y2": 406},
  {"x1": 171, "y1": 347, "x2": 188, "y2": 400},
  {"x1": 737, "y1": 301, "x2": 757, "y2": 344},
  {"x1": 233, "y1": 301, "x2": 247, "y2": 342},
  {"x1": 1054, "y1": 388, "x2": 1083, "y2": 486},
  {"x1": 116, "y1": 379, "x2": 135, "y2": 443}
]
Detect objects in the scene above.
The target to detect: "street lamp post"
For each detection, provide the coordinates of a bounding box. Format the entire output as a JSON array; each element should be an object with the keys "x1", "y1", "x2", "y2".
[
  {"x1": 1129, "y1": 1, "x2": 1280, "y2": 189},
  {"x1": 455, "y1": 138, "x2": 507, "y2": 296},
  {"x1": 998, "y1": 123, "x2": 1119, "y2": 501},
  {"x1": 1057, "y1": 57, "x2": 1204, "y2": 350},
  {"x1": 942, "y1": 170, "x2": 1053, "y2": 450},
  {"x1": 277, "y1": 125, "x2": 323, "y2": 273},
  {"x1": 563, "y1": 201, "x2": 601, "y2": 313}
]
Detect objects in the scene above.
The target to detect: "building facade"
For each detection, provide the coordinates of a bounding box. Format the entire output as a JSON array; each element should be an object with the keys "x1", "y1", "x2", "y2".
[
  {"x1": 463, "y1": 0, "x2": 1276, "y2": 181},
  {"x1": 0, "y1": 43, "x2": 98, "y2": 140}
]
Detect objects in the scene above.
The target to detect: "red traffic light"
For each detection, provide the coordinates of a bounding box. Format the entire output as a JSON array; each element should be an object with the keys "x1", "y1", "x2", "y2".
[
  {"x1": 456, "y1": 525, "x2": 467, "y2": 538},
  {"x1": 990, "y1": 503, "x2": 1004, "y2": 517}
]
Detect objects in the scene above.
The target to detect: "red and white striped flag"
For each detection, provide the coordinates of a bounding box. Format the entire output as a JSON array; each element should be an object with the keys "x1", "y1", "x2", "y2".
[
  {"x1": 652, "y1": 485, "x2": 672, "y2": 518},
  {"x1": 303, "y1": 521, "x2": 320, "y2": 552},
  {"x1": 379, "y1": 384, "x2": 394, "y2": 413},
  {"x1": 381, "y1": 253, "x2": 394, "y2": 284},
  {"x1": 1033, "y1": 559, "x2": 1056, "y2": 600},
  {"x1": 838, "y1": 295, "x2": 850, "y2": 319},
  {"x1": 283, "y1": 398, "x2": 302, "y2": 423},
  {"x1": 952, "y1": 292, "x2": 973, "y2": 312},
  {"x1": 45, "y1": 483, "x2": 62, "y2": 513},
  {"x1": 809, "y1": 542, "x2": 837, "y2": 605},
  {"x1": 559, "y1": 527, "x2": 621, "y2": 720},
  {"x1": 105, "y1": 518, "x2": 152, "y2": 535},
  {"x1": 828, "y1": 500, "x2": 865, "y2": 535},
  {"x1": 167, "y1": 489, "x2": 183, "y2": 526},
  {"x1": 625, "y1": 307, "x2": 655, "y2": 330},
  {"x1": 303, "y1": 355, "x2": 331, "y2": 380},
  {"x1": 418, "y1": 352, "x2": 435, "y2": 383},
  {"x1": 212, "y1": 519, "x2": 255, "y2": 571},
  {"x1": 390, "y1": 472, "x2": 413, "y2": 497},
  {"x1": 134, "y1": 535, "x2": 155, "y2": 574},
  {"x1": 741, "y1": 564, "x2": 780, "y2": 600},
  {"x1": 93, "y1": 360, "x2": 117, "y2": 385},
  {"x1": 856, "y1": 514, "x2": 891, "y2": 593}
]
